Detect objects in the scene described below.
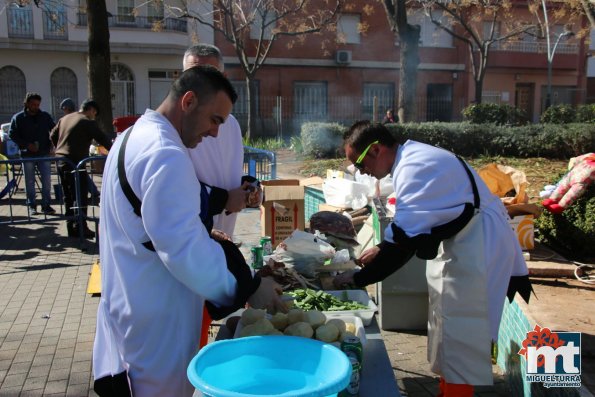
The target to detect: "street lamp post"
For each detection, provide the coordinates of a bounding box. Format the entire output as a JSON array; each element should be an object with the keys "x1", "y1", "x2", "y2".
[{"x1": 542, "y1": 0, "x2": 574, "y2": 109}]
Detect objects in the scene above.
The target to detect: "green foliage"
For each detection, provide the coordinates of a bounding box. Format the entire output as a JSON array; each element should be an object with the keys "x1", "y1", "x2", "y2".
[
  {"x1": 300, "y1": 122, "x2": 345, "y2": 159},
  {"x1": 535, "y1": 183, "x2": 595, "y2": 261},
  {"x1": 243, "y1": 137, "x2": 286, "y2": 151},
  {"x1": 289, "y1": 135, "x2": 303, "y2": 154},
  {"x1": 462, "y1": 103, "x2": 526, "y2": 126},
  {"x1": 540, "y1": 104, "x2": 576, "y2": 124},
  {"x1": 575, "y1": 104, "x2": 595, "y2": 123},
  {"x1": 383, "y1": 122, "x2": 595, "y2": 159}
]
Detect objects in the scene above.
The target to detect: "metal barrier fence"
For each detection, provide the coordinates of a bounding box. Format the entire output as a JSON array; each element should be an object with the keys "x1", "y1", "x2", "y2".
[
  {"x1": 243, "y1": 146, "x2": 276, "y2": 181},
  {"x1": 1, "y1": 147, "x2": 277, "y2": 249},
  {"x1": 0, "y1": 155, "x2": 106, "y2": 248}
]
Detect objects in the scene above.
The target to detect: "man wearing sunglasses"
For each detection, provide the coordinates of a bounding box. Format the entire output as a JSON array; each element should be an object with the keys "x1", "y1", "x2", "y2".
[{"x1": 336, "y1": 121, "x2": 532, "y2": 397}]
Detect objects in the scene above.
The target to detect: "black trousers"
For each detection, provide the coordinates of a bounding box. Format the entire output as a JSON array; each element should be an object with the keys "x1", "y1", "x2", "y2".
[{"x1": 57, "y1": 160, "x2": 89, "y2": 226}]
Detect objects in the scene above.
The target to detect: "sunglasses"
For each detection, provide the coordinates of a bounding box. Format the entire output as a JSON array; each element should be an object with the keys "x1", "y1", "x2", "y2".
[{"x1": 354, "y1": 140, "x2": 379, "y2": 170}]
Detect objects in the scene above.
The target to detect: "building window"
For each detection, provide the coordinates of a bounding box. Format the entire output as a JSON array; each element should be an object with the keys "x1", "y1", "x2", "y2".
[
  {"x1": 148, "y1": 1, "x2": 164, "y2": 22},
  {"x1": 408, "y1": 9, "x2": 452, "y2": 48},
  {"x1": 363, "y1": 83, "x2": 395, "y2": 120},
  {"x1": 250, "y1": 10, "x2": 276, "y2": 40},
  {"x1": 0, "y1": 66, "x2": 26, "y2": 122},
  {"x1": 43, "y1": 3, "x2": 67, "y2": 40},
  {"x1": 111, "y1": 63, "x2": 135, "y2": 117},
  {"x1": 293, "y1": 82, "x2": 327, "y2": 119},
  {"x1": 51, "y1": 67, "x2": 78, "y2": 119},
  {"x1": 337, "y1": 15, "x2": 360, "y2": 44},
  {"x1": 7, "y1": 3, "x2": 33, "y2": 39},
  {"x1": 426, "y1": 84, "x2": 453, "y2": 122},
  {"x1": 117, "y1": 0, "x2": 135, "y2": 24},
  {"x1": 231, "y1": 81, "x2": 259, "y2": 116}
]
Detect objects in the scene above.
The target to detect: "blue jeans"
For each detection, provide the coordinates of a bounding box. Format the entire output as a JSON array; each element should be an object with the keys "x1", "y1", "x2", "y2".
[{"x1": 23, "y1": 158, "x2": 52, "y2": 208}]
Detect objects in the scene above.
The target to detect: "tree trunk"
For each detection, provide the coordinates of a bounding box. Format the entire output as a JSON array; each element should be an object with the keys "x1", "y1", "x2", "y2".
[
  {"x1": 245, "y1": 76, "x2": 258, "y2": 141},
  {"x1": 87, "y1": 0, "x2": 114, "y2": 138},
  {"x1": 398, "y1": 26, "x2": 420, "y2": 123}
]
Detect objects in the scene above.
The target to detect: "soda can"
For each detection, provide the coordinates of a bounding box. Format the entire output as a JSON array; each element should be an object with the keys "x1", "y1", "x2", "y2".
[
  {"x1": 341, "y1": 335, "x2": 363, "y2": 369},
  {"x1": 260, "y1": 236, "x2": 273, "y2": 255},
  {"x1": 250, "y1": 245, "x2": 263, "y2": 270},
  {"x1": 339, "y1": 356, "x2": 360, "y2": 396}
]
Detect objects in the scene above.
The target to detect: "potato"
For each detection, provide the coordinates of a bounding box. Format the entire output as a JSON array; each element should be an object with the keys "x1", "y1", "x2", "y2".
[
  {"x1": 270, "y1": 312, "x2": 289, "y2": 331},
  {"x1": 239, "y1": 318, "x2": 274, "y2": 337},
  {"x1": 304, "y1": 310, "x2": 326, "y2": 329},
  {"x1": 267, "y1": 329, "x2": 284, "y2": 336},
  {"x1": 315, "y1": 323, "x2": 340, "y2": 343},
  {"x1": 283, "y1": 321, "x2": 314, "y2": 338},
  {"x1": 241, "y1": 308, "x2": 266, "y2": 325},
  {"x1": 326, "y1": 318, "x2": 347, "y2": 334},
  {"x1": 287, "y1": 308, "x2": 305, "y2": 324}
]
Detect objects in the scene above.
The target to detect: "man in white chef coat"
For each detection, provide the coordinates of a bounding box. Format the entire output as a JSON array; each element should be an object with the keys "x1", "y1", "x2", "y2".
[
  {"x1": 93, "y1": 66, "x2": 285, "y2": 397},
  {"x1": 184, "y1": 43, "x2": 246, "y2": 239},
  {"x1": 334, "y1": 121, "x2": 532, "y2": 397}
]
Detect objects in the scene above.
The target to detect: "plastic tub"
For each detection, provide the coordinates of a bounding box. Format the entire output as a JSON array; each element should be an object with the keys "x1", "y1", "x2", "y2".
[
  {"x1": 322, "y1": 290, "x2": 378, "y2": 326},
  {"x1": 187, "y1": 335, "x2": 351, "y2": 397}
]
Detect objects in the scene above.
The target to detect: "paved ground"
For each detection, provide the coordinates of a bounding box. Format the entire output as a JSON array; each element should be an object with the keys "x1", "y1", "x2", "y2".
[{"x1": 0, "y1": 164, "x2": 593, "y2": 396}]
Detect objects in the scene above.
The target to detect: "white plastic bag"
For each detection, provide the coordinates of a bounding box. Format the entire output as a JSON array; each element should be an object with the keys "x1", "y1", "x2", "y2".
[
  {"x1": 322, "y1": 178, "x2": 369, "y2": 210},
  {"x1": 272, "y1": 230, "x2": 336, "y2": 277},
  {"x1": 354, "y1": 171, "x2": 393, "y2": 197}
]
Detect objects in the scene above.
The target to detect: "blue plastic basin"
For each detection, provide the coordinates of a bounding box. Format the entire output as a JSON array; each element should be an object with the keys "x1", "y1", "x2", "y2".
[{"x1": 187, "y1": 335, "x2": 351, "y2": 397}]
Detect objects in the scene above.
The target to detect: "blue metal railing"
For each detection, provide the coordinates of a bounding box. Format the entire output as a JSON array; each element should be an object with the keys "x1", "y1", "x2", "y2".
[{"x1": 243, "y1": 146, "x2": 276, "y2": 181}]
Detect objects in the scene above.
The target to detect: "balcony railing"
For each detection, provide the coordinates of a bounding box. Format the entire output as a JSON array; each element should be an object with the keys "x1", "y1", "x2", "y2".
[
  {"x1": 77, "y1": 13, "x2": 187, "y2": 33},
  {"x1": 7, "y1": 7, "x2": 33, "y2": 39},
  {"x1": 492, "y1": 40, "x2": 578, "y2": 54},
  {"x1": 43, "y1": 10, "x2": 68, "y2": 40}
]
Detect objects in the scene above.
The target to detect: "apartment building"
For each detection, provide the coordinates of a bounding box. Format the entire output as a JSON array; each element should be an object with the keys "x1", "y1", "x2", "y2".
[
  {"x1": 0, "y1": 1, "x2": 588, "y2": 136},
  {"x1": 0, "y1": 0, "x2": 211, "y2": 123}
]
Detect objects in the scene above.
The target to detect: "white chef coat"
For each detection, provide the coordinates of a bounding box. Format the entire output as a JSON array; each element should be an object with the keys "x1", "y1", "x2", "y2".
[
  {"x1": 188, "y1": 114, "x2": 244, "y2": 236},
  {"x1": 384, "y1": 140, "x2": 528, "y2": 384},
  {"x1": 93, "y1": 109, "x2": 239, "y2": 397}
]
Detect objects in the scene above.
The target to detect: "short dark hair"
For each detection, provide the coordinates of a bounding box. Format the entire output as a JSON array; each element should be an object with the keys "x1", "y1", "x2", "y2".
[
  {"x1": 343, "y1": 120, "x2": 399, "y2": 152},
  {"x1": 184, "y1": 44, "x2": 223, "y2": 65},
  {"x1": 80, "y1": 99, "x2": 100, "y2": 116},
  {"x1": 23, "y1": 92, "x2": 41, "y2": 105},
  {"x1": 60, "y1": 98, "x2": 76, "y2": 112},
  {"x1": 170, "y1": 65, "x2": 237, "y2": 105}
]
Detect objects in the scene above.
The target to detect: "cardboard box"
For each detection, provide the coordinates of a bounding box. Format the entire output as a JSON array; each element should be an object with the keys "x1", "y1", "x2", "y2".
[
  {"x1": 508, "y1": 214, "x2": 535, "y2": 250},
  {"x1": 318, "y1": 203, "x2": 351, "y2": 213},
  {"x1": 261, "y1": 180, "x2": 305, "y2": 245}
]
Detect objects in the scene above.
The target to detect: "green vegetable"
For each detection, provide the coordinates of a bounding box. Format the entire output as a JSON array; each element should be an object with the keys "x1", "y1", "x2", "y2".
[{"x1": 288, "y1": 289, "x2": 368, "y2": 311}]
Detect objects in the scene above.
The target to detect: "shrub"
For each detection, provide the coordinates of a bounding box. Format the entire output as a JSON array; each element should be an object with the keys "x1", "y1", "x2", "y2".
[
  {"x1": 575, "y1": 104, "x2": 595, "y2": 123},
  {"x1": 300, "y1": 122, "x2": 345, "y2": 159},
  {"x1": 540, "y1": 104, "x2": 576, "y2": 124},
  {"x1": 462, "y1": 103, "x2": 526, "y2": 126}
]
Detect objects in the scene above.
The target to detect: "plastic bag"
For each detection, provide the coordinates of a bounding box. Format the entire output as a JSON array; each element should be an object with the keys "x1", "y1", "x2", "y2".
[
  {"x1": 322, "y1": 178, "x2": 369, "y2": 210},
  {"x1": 272, "y1": 230, "x2": 336, "y2": 277}
]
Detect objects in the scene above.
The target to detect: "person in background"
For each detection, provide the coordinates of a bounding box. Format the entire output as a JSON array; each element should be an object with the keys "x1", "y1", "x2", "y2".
[
  {"x1": 50, "y1": 99, "x2": 112, "y2": 239},
  {"x1": 334, "y1": 121, "x2": 532, "y2": 397},
  {"x1": 184, "y1": 43, "x2": 247, "y2": 239},
  {"x1": 59, "y1": 98, "x2": 76, "y2": 116},
  {"x1": 9, "y1": 92, "x2": 56, "y2": 215},
  {"x1": 58, "y1": 97, "x2": 102, "y2": 207},
  {"x1": 382, "y1": 108, "x2": 396, "y2": 124},
  {"x1": 92, "y1": 66, "x2": 286, "y2": 397}
]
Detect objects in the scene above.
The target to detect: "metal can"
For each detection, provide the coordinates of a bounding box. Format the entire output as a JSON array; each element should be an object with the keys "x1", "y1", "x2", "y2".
[
  {"x1": 250, "y1": 245, "x2": 263, "y2": 270},
  {"x1": 260, "y1": 236, "x2": 273, "y2": 256},
  {"x1": 341, "y1": 336, "x2": 363, "y2": 369},
  {"x1": 339, "y1": 356, "x2": 360, "y2": 396}
]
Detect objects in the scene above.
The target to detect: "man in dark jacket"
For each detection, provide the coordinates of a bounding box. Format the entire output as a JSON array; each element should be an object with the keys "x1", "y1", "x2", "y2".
[
  {"x1": 9, "y1": 92, "x2": 56, "y2": 215},
  {"x1": 51, "y1": 99, "x2": 113, "y2": 238}
]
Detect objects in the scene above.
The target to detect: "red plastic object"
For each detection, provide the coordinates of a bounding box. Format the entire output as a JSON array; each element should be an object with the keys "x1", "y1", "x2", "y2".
[{"x1": 113, "y1": 115, "x2": 140, "y2": 133}]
